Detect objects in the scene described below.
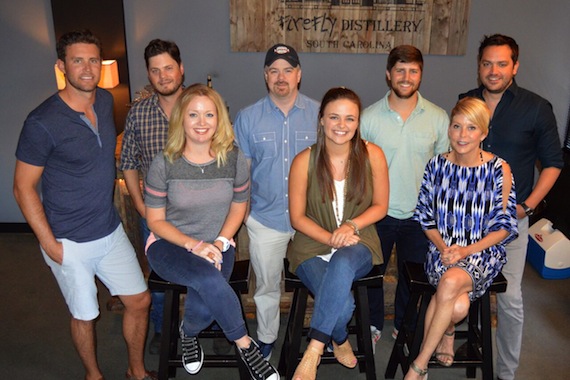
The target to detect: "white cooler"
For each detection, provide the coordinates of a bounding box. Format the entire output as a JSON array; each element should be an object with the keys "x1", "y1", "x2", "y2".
[{"x1": 527, "y1": 218, "x2": 570, "y2": 279}]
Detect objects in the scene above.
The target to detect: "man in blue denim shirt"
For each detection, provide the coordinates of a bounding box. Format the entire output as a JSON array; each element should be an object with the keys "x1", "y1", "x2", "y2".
[{"x1": 234, "y1": 44, "x2": 319, "y2": 359}]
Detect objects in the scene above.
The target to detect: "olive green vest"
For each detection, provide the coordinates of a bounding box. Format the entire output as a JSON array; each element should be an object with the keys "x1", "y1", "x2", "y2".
[{"x1": 287, "y1": 146, "x2": 383, "y2": 273}]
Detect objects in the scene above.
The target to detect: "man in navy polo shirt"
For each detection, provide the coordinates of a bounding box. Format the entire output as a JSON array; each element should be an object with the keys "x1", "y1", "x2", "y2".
[{"x1": 13, "y1": 30, "x2": 155, "y2": 380}]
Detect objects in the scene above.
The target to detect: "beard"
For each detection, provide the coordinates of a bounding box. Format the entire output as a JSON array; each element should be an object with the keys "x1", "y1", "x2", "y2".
[
  {"x1": 155, "y1": 81, "x2": 182, "y2": 97},
  {"x1": 391, "y1": 85, "x2": 418, "y2": 99}
]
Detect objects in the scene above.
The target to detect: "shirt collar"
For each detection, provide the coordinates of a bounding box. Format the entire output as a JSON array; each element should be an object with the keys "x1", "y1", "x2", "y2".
[
  {"x1": 381, "y1": 90, "x2": 426, "y2": 114},
  {"x1": 476, "y1": 78, "x2": 519, "y2": 100},
  {"x1": 264, "y1": 93, "x2": 306, "y2": 114}
]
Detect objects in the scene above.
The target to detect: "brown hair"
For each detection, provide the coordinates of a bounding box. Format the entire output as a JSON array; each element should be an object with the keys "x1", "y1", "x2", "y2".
[
  {"x1": 478, "y1": 34, "x2": 519, "y2": 64},
  {"x1": 314, "y1": 87, "x2": 369, "y2": 204},
  {"x1": 386, "y1": 45, "x2": 423, "y2": 72}
]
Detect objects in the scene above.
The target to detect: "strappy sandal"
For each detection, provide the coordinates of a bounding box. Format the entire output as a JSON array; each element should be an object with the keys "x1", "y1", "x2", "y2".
[
  {"x1": 293, "y1": 345, "x2": 322, "y2": 380},
  {"x1": 409, "y1": 361, "x2": 428, "y2": 379},
  {"x1": 332, "y1": 340, "x2": 357, "y2": 368},
  {"x1": 435, "y1": 329, "x2": 455, "y2": 367}
]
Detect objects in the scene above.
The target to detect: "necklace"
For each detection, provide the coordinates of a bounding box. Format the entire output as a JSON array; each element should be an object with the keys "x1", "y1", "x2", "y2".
[
  {"x1": 183, "y1": 151, "x2": 210, "y2": 174},
  {"x1": 333, "y1": 159, "x2": 350, "y2": 227},
  {"x1": 196, "y1": 163, "x2": 207, "y2": 174}
]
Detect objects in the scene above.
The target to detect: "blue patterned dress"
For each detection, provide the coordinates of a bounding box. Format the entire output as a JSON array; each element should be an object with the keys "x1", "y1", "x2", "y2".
[{"x1": 414, "y1": 154, "x2": 518, "y2": 300}]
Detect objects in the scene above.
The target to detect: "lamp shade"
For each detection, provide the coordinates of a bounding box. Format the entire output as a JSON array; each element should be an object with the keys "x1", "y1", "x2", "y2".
[
  {"x1": 54, "y1": 64, "x2": 66, "y2": 90},
  {"x1": 54, "y1": 60, "x2": 119, "y2": 90},
  {"x1": 98, "y1": 60, "x2": 120, "y2": 89}
]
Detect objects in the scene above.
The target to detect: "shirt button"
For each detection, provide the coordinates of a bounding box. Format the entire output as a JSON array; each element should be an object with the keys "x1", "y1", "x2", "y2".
[{"x1": 284, "y1": 140, "x2": 288, "y2": 144}]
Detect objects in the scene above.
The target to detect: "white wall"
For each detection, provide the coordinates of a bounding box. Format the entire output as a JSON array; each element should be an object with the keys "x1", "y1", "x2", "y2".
[{"x1": 1, "y1": 0, "x2": 569, "y2": 223}]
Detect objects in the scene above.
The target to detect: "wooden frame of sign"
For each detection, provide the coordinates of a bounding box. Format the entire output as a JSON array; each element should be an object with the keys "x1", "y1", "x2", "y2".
[{"x1": 230, "y1": 0, "x2": 470, "y2": 55}]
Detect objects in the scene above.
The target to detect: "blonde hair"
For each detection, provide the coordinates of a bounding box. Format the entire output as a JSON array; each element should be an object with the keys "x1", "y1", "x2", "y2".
[
  {"x1": 163, "y1": 83, "x2": 234, "y2": 165},
  {"x1": 451, "y1": 97, "x2": 491, "y2": 135}
]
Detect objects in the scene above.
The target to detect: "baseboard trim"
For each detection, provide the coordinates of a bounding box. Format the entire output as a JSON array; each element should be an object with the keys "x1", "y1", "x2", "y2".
[{"x1": 0, "y1": 223, "x2": 33, "y2": 233}]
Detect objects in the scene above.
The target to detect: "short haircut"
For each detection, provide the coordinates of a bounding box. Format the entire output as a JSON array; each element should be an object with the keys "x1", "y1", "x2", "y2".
[
  {"x1": 56, "y1": 30, "x2": 102, "y2": 61},
  {"x1": 478, "y1": 34, "x2": 519, "y2": 64},
  {"x1": 386, "y1": 45, "x2": 423, "y2": 72},
  {"x1": 451, "y1": 97, "x2": 491, "y2": 135},
  {"x1": 144, "y1": 39, "x2": 182, "y2": 69}
]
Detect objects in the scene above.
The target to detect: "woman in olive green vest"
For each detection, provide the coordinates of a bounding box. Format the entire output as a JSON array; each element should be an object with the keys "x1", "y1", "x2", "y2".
[{"x1": 288, "y1": 87, "x2": 389, "y2": 380}]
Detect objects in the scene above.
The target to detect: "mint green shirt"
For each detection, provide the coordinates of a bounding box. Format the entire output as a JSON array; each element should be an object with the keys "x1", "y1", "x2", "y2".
[{"x1": 361, "y1": 91, "x2": 449, "y2": 219}]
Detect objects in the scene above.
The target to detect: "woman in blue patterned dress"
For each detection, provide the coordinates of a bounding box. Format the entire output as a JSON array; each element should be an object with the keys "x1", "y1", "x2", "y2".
[{"x1": 405, "y1": 97, "x2": 518, "y2": 380}]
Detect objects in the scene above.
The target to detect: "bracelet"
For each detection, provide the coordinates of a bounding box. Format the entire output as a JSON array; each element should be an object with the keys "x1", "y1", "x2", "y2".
[
  {"x1": 344, "y1": 219, "x2": 360, "y2": 235},
  {"x1": 190, "y1": 240, "x2": 203, "y2": 252}
]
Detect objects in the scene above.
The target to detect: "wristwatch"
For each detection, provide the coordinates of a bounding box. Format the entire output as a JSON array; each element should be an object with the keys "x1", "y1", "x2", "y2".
[
  {"x1": 520, "y1": 202, "x2": 534, "y2": 216},
  {"x1": 215, "y1": 236, "x2": 231, "y2": 252}
]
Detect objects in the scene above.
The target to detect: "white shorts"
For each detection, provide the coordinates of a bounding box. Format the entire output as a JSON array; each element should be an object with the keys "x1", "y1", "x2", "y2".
[{"x1": 42, "y1": 224, "x2": 148, "y2": 321}]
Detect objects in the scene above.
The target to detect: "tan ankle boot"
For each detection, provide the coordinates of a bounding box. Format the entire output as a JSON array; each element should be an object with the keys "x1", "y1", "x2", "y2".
[
  {"x1": 292, "y1": 345, "x2": 322, "y2": 380},
  {"x1": 333, "y1": 340, "x2": 357, "y2": 368}
]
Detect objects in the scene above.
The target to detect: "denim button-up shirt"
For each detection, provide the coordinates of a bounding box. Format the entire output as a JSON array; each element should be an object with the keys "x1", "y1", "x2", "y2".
[{"x1": 234, "y1": 93, "x2": 319, "y2": 233}]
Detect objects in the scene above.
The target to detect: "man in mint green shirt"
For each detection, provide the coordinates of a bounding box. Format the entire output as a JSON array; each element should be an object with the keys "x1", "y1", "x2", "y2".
[{"x1": 360, "y1": 45, "x2": 449, "y2": 349}]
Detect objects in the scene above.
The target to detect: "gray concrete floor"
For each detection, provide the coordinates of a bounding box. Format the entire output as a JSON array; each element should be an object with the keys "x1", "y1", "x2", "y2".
[{"x1": 2, "y1": 233, "x2": 569, "y2": 379}]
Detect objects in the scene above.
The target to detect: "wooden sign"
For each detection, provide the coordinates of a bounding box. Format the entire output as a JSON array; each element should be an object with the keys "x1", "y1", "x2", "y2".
[{"x1": 230, "y1": 0, "x2": 470, "y2": 55}]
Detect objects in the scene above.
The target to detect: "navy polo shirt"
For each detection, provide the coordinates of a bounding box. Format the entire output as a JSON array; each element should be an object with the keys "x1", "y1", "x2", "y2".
[{"x1": 16, "y1": 88, "x2": 120, "y2": 242}]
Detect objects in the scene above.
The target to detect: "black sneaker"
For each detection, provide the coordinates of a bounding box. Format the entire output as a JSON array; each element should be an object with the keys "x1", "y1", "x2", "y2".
[
  {"x1": 179, "y1": 324, "x2": 203, "y2": 374},
  {"x1": 238, "y1": 339, "x2": 280, "y2": 380}
]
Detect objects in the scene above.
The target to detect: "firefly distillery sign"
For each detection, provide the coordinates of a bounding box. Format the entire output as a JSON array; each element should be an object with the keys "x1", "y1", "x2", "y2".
[{"x1": 230, "y1": 0, "x2": 471, "y2": 55}]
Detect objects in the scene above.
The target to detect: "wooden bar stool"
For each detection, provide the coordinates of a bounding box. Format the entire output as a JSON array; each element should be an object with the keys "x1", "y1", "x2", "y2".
[
  {"x1": 148, "y1": 259, "x2": 251, "y2": 380},
  {"x1": 278, "y1": 258, "x2": 383, "y2": 380},
  {"x1": 385, "y1": 261, "x2": 507, "y2": 380}
]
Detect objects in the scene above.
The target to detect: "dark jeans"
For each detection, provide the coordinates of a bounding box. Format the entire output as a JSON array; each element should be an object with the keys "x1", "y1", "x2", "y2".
[
  {"x1": 368, "y1": 216, "x2": 428, "y2": 331},
  {"x1": 147, "y1": 239, "x2": 247, "y2": 341}
]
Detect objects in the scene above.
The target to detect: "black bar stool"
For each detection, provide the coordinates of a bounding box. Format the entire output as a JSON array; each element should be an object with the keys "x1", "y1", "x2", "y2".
[
  {"x1": 385, "y1": 261, "x2": 507, "y2": 380},
  {"x1": 148, "y1": 259, "x2": 251, "y2": 380},
  {"x1": 278, "y1": 258, "x2": 383, "y2": 380}
]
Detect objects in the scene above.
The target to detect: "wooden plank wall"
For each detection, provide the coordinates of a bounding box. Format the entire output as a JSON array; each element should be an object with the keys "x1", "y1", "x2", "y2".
[{"x1": 230, "y1": 0, "x2": 470, "y2": 55}]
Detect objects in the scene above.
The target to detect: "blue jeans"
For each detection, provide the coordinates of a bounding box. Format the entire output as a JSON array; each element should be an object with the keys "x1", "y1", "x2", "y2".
[
  {"x1": 295, "y1": 244, "x2": 372, "y2": 344},
  {"x1": 368, "y1": 216, "x2": 428, "y2": 331},
  {"x1": 146, "y1": 239, "x2": 247, "y2": 342},
  {"x1": 141, "y1": 218, "x2": 165, "y2": 334}
]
